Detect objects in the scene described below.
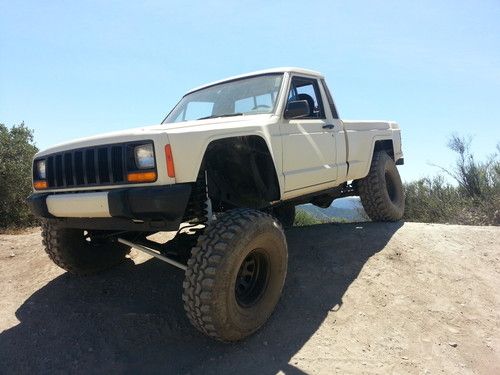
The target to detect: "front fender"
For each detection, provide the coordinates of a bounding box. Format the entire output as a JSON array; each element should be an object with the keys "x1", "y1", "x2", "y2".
[{"x1": 166, "y1": 124, "x2": 284, "y2": 196}]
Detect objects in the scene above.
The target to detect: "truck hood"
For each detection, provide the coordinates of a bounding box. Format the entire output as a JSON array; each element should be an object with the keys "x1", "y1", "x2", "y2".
[{"x1": 35, "y1": 114, "x2": 275, "y2": 157}]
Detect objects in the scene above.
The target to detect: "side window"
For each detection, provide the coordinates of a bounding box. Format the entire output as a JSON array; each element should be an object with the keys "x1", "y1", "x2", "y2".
[{"x1": 287, "y1": 77, "x2": 325, "y2": 119}]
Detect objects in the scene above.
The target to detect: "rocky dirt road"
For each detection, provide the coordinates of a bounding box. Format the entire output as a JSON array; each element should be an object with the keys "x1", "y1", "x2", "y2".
[{"x1": 0, "y1": 222, "x2": 499, "y2": 374}]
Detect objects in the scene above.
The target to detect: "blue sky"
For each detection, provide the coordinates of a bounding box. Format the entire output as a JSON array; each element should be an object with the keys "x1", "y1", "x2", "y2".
[{"x1": 1, "y1": 0, "x2": 499, "y2": 182}]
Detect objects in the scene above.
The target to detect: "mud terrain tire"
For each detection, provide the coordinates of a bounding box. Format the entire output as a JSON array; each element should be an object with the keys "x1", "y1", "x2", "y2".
[
  {"x1": 358, "y1": 151, "x2": 405, "y2": 221},
  {"x1": 182, "y1": 209, "x2": 288, "y2": 342},
  {"x1": 41, "y1": 222, "x2": 130, "y2": 275}
]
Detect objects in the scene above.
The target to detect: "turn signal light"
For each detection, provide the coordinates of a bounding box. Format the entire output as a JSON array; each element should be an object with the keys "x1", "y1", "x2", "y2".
[
  {"x1": 127, "y1": 171, "x2": 157, "y2": 183},
  {"x1": 165, "y1": 144, "x2": 176, "y2": 178},
  {"x1": 34, "y1": 180, "x2": 48, "y2": 190}
]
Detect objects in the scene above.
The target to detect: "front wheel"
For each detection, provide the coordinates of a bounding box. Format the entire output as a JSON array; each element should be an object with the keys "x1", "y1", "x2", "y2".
[
  {"x1": 182, "y1": 209, "x2": 288, "y2": 341},
  {"x1": 41, "y1": 222, "x2": 130, "y2": 275},
  {"x1": 357, "y1": 151, "x2": 405, "y2": 221}
]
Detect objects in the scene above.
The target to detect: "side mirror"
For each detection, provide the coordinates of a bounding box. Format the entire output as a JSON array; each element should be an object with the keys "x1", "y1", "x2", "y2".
[{"x1": 284, "y1": 100, "x2": 310, "y2": 119}]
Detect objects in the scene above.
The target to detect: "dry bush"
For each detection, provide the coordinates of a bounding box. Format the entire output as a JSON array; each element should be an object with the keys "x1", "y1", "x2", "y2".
[{"x1": 404, "y1": 135, "x2": 499, "y2": 226}]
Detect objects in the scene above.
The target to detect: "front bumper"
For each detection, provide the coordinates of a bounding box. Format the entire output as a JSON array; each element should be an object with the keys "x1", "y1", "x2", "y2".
[{"x1": 27, "y1": 184, "x2": 192, "y2": 231}]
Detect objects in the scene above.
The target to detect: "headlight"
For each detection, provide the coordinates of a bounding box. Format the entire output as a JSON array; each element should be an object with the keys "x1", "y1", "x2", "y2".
[
  {"x1": 134, "y1": 144, "x2": 155, "y2": 169},
  {"x1": 35, "y1": 160, "x2": 47, "y2": 179}
]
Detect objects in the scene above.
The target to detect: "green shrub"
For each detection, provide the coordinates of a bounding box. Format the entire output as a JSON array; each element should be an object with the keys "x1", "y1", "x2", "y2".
[
  {"x1": 404, "y1": 176, "x2": 468, "y2": 224},
  {"x1": 293, "y1": 210, "x2": 323, "y2": 226},
  {"x1": 404, "y1": 135, "x2": 499, "y2": 226},
  {"x1": 0, "y1": 123, "x2": 38, "y2": 229}
]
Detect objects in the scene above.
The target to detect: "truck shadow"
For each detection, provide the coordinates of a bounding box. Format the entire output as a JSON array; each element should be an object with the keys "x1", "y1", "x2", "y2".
[{"x1": 0, "y1": 221, "x2": 402, "y2": 374}]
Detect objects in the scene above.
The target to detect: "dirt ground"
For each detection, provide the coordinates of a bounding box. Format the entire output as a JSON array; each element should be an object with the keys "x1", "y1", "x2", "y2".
[{"x1": 0, "y1": 222, "x2": 499, "y2": 374}]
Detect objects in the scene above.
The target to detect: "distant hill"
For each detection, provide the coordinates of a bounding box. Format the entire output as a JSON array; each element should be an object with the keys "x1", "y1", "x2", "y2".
[{"x1": 297, "y1": 197, "x2": 369, "y2": 223}]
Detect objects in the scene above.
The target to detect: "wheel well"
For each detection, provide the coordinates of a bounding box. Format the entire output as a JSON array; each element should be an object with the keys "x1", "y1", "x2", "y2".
[
  {"x1": 199, "y1": 136, "x2": 280, "y2": 210},
  {"x1": 374, "y1": 139, "x2": 394, "y2": 159}
]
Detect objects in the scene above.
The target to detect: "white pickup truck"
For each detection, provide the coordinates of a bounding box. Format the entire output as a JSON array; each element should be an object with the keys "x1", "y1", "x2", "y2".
[{"x1": 28, "y1": 67, "x2": 404, "y2": 341}]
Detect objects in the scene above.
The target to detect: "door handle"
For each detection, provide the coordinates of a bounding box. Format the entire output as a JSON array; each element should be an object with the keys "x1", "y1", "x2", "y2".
[{"x1": 322, "y1": 124, "x2": 334, "y2": 129}]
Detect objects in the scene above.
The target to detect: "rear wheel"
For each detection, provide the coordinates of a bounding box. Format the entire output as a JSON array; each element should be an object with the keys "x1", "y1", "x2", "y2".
[
  {"x1": 182, "y1": 209, "x2": 288, "y2": 341},
  {"x1": 358, "y1": 151, "x2": 405, "y2": 221},
  {"x1": 42, "y1": 222, "x2": 130, "y2": 275}
]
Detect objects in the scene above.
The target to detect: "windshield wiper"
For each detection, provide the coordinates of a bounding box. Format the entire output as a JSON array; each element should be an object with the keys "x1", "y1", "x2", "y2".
[{"x1": 197, "y1": 113, "x2": 243, "y2": 120}]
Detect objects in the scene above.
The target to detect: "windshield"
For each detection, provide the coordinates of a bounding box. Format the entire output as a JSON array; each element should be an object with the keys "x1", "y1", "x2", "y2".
[{"x1": 163, "y1": 73, "x2": 284, "y2": 123}]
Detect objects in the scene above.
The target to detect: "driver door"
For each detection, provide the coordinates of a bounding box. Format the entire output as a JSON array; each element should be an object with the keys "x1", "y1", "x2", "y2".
[{"x1": 280, "y1": 75, "x2": 338, "y2": 193}]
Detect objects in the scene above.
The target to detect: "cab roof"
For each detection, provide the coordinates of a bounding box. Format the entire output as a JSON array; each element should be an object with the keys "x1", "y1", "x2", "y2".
[{"x1": 186, "y1": 67, "x2": 324, "y2": 94}]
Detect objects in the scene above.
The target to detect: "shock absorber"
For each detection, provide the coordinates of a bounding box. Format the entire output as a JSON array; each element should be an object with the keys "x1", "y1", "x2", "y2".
[{"x1": 184, "y1": 170, "x2": 212, "y2": 225}]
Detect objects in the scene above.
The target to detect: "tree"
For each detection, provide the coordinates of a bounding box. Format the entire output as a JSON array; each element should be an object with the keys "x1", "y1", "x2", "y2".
[{"x1": 0, "y1": 122, "x2": 38, "y2": 228}]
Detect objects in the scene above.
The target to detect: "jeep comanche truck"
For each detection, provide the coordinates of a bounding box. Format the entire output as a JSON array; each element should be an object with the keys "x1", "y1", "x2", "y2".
[{"x1": 28, "y1": 67, "x2": 404, "y2": 341}]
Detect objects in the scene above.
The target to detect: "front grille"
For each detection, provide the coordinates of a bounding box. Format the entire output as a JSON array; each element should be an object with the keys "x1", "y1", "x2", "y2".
[{"x1": 44, "y1": 144, "x2": 127, "y2": 189}]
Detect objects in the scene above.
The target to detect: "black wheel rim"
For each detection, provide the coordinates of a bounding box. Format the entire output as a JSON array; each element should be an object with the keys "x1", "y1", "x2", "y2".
[
  {"x1": 385, "y1": 172, "x2": 397, "y2": 203},
  {"x1": 235, "y1": 250, "x2": 270, "y2": 307}
]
